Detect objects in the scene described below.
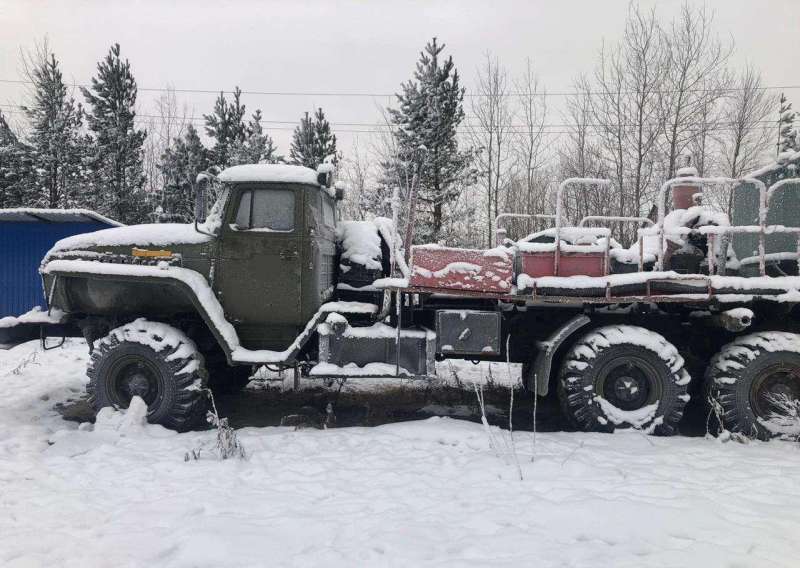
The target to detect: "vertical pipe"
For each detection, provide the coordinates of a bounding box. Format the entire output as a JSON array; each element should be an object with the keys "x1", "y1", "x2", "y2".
[
  {"x1": 495, "y1": 227, "x2": 507, "y2": 247},
  {"x1": 403, "y1": 170, "x2": 419, "y2": 264},
  {"x1": 390, "y1": 186, "x2": 400, "y2": 275},
  {"x1": 395, "y1": 291, "x2": 402, "y2": 377},
  {"x1": 656, "y1": 179, "x2": 672, "y2": 272},
  {"x1": 745, "y1": 178, "x2": 768, "y2": 277},
  {"x1": 707, "y1": 233, "x2": 716, "y2": 275},
  {"x1": 638, "y1": 235, "x2": 644, "y2": 272},
  {"x1": 796, "y1": 233, "x2": 800, "y2": 276}
]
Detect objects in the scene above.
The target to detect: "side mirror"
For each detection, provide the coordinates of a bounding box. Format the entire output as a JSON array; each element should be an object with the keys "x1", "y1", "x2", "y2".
[
  {"x1": 195, "y1": 173, "x2": 210, "y2": 223},
  {"x1": 317, "y1": 163, "x2": 335, "y2": 188}
]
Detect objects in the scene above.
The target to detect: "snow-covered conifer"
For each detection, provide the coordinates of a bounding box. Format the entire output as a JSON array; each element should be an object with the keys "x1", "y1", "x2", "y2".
[
  {"x1": 290, "y1": 107, "x2": 338, "y2": 169},
  {"x1": 0, "y1": 111, "x2": 33, "y2": 207},
  {"x1": 289, "y1": 111, "x2": 315, "y2": 168},
  {"x1": 778, "y1": 93, "x2": 798, "y2": 154},
  {"x1": 81, "y1": 43, "x2": 147, "y2": 223},
  {"x1": 20, "y1": 45, "x2": 88, "y2": 208},
  {"x1": 204, "y1": 87, "x2": 247, "y2": 168},
  {"x1": 313, "y1": 107, "x2": 338, "y2": 166},
  {"x1": 229, "y1": 109, "x2": 279, "y2": 166},
  {"x1": 158, "y1": 124, "x2": 210, "y2": 221},
  {"x1": 383, "y1": 37, "x2": 474, "y2": 243}
]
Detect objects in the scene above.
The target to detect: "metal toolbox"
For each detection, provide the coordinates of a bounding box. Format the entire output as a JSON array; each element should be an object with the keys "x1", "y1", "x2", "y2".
[{"x1": 436, "y1": 309, "x2": 501, "y2": 356}]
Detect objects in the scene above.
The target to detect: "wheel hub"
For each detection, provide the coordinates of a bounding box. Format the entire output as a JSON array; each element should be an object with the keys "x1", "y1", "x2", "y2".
[
  {"x1": 124, "y1": 372, "x2": 152, "y2": 399},
  {"x1": 600, "y1": 360, "x2": 654, "y2": 411},
  {"x1": 613, "y1": 375, "x2": 641, "y2": 402},
  {"x1": 753, "y1": 365, "x2": 800, "y2": 417},
  {"x1": 109, "y1": 357, "x2": 161, "y2": 408}
]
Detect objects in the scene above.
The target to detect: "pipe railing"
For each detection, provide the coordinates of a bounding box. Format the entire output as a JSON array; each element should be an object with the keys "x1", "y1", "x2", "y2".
[
  {"x1": 493, "y1": 175, "x2": 800, "y2": 280},
  {"x1": 494, "y1": 213, "x2": 556, "y2": 246},
  {"x1": 578, "y1": 215, "x2": 654, "y2": 228},
  {"x1": 580, "y1": 216, "x2": 655, "y2": 272},
  {"x1": 646, "y1": 176, "x2": 800, "y2": 277},
  {"x1": 554, "y1": 178, "x2": 612, "y2": 276}
]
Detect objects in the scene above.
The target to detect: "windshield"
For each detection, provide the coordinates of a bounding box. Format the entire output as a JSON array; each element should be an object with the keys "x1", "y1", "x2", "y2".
[{"x1": 199, "y1": 183, "x2": 230, "y2": 235}]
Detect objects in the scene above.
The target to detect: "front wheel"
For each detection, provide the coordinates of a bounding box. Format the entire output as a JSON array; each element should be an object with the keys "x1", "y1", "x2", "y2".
[
  {"x1": 87, "y1": 319, "x2": 208, "y2": 432},
  {"x1": 558, "y1": 325, "x2": 691, "y2": 435}
]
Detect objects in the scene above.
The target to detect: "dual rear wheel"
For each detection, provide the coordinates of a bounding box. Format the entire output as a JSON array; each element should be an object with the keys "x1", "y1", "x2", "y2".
[
  {"x1": 706, "y1": 332, "x2": 800, "y2": 440},
  {"x1": 557, "y1": 325, "x2": 800, "y2": 439}
]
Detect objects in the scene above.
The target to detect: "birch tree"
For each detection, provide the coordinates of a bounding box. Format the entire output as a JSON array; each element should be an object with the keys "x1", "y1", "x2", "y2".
[
  {"x1": 659, "y1": 4, "x2": 732, "y2": 178},
  {"x1": 469, "y1": 53, "x2": 514, "y2": 245}
]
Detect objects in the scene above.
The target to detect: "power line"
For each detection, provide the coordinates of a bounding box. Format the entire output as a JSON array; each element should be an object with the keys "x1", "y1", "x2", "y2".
[
  {"x1": 2, "y1": 77, "x2": 800, "y2": 98},
  {"x1": 0, "y1": 103, "x2": 787, "y2": 132}
]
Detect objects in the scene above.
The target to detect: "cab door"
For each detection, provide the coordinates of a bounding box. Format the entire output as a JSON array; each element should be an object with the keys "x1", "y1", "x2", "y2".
[{"x1": 216, "y1": 184, "x2": 303, "y2": 350}]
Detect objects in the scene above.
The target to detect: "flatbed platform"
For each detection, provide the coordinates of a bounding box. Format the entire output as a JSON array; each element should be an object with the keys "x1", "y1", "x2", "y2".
[{"x1": 397, "y1": 271, "x2": 800, "y2": 306}]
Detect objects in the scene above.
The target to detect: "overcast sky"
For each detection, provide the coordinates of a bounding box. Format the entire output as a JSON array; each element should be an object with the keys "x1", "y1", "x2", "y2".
[{"x1": 1, "y1": 0, "x2": 798, "y2": 154}]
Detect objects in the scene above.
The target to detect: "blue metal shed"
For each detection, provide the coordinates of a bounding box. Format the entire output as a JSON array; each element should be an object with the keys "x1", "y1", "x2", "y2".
[{"x1": 0, "y1": 209, "x2": 121, "y2": 317}]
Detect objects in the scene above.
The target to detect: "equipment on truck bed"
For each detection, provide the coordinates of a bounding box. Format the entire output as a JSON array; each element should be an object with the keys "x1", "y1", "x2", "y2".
[{"x1": 25, "y1": 163, "x2": 800, "y2": 440}]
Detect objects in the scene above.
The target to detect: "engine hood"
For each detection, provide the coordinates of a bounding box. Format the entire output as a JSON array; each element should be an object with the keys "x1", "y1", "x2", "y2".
[{"x1": 44, "y1": 223, "x2": 214, "y2": 262}]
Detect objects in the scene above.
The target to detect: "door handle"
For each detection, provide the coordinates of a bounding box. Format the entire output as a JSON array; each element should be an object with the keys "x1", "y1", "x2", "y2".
[{"x1": 280, "y1": 249, "x2": 298, "y2": 261}]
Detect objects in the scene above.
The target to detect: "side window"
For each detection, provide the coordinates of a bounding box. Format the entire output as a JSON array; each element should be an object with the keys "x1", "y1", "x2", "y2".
[
  {"x1": 322, "y1": 196, "x2": 336, "y2": 228},
  {"x1": 235, "y1": 191, "x2": 252, "y2": 228},
  {"x1": 233, "y1": 189, "x2": 296, "y2": 232}
]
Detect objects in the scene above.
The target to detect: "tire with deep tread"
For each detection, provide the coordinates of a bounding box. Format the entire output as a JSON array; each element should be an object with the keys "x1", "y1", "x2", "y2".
[
  {"x1": 87, "y1": 319, "x2": 208, "y2": 432},
  {"x1": 706, "y1": 332, "x2": 800, "y2": 440},
  {"x1": 557, "y1": 325, "x2": 691, "y2": 435}
]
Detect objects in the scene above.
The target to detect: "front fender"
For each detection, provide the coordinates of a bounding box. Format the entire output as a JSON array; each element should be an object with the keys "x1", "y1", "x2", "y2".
[
  {"x1": 525, "y1": 314, "x2": 592, "y2": 395},
  {"x1": 43, "y1": 260, "x2": 237, "y2": 364}
]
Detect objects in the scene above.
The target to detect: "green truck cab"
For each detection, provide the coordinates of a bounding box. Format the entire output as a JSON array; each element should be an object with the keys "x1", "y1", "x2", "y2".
[
  {"x1": 202, "y1": 166, "x2": 340, "y2": 350},
  {"x1": 43, "y1": 165, "x2": 345, "y2": 351},
  {"x1": 40, "y1": 165, "x2": 381, "y2": 430}
]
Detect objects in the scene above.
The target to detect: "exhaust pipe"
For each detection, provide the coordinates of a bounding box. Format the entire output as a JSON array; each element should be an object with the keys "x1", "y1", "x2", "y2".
[{"x1": 710, "y1": 308, "x2": 754, "y2": 332}]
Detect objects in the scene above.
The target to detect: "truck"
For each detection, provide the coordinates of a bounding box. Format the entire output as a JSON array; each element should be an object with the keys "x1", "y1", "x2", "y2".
[{"x1": 33, "y1": 163, "x2": 800, "y2": 439}]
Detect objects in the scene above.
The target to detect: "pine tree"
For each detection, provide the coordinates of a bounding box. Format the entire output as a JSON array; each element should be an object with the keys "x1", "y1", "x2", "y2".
[
  {"x1": 384, "y1": 37, "x2": 473, "y2": 242},
  {"x1": 158, "y1": 124, "x2": 210, "y2": 221},
  {"x1": 313, "y1": 108, "x2": 338, "y2": 166},
  {"x1": 289, "y1": 111, "x2": 315, "y2": 168},
  {"x1": 289, "y1": 107, "x2": 338, "y2": 169},
  {"x1": 229, "y1": 109, "x2": 279, "y2": 165},
  {"x1": 0, "y1": 109, "x2": 16, "y2": 146},
  {"x1": 22, "y1": 48, "x2": 88, "y2": 208},
  {"x1": 778, "y1": 93, "x2": 798, "y2": 154},
  {"x1": 0, "y1": 111, "x2": 33, "y2": 207},
  {"x1": 81, "y1": 43, "x2": 147, "y2": 223},
  {"x1": 204, "y1": 87, "x2": 247, "y2": 168}
]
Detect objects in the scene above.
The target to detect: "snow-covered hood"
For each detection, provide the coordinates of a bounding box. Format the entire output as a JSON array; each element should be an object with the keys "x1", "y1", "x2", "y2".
[{"x1": 45, "y1": 223, "x2": 213, "y2": 260}]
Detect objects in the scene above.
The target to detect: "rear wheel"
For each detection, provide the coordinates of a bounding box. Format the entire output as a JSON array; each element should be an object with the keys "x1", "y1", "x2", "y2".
[
  {"x1": 558, "y1": 325, "x2": 690, "y2": 435},
  {"x1": 87, "y1": 319, "x2": 208, "y2": 432},
  {"x1": 707, "y1": 332, "x2": 800, "y2": 440}
]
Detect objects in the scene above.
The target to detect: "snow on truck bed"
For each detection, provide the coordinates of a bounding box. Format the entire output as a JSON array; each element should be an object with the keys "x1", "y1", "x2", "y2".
[{"x1": 2, "y1": 339, "x2": 799, "y2": 568}]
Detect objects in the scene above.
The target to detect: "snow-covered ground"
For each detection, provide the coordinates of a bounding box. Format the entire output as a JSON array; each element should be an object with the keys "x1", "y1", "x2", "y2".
[{"x1": 1, "y1": 340, "x2": 799, "y2": 567}]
